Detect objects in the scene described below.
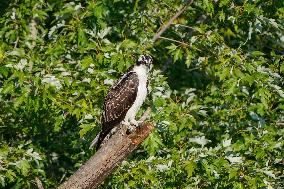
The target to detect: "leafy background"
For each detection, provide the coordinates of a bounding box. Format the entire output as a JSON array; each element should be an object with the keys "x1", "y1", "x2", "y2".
[{"x1": 0, "y1": 0, "x2": 283, "y2": 188}]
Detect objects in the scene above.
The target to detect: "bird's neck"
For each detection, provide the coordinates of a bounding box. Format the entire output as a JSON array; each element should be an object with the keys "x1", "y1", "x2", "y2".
[
  {"x1": 133, "y1": 65, "x2": 148, "y2": 81},
  {"x1": 133, "y1": 64, "x2": 148, "y2": 73}
]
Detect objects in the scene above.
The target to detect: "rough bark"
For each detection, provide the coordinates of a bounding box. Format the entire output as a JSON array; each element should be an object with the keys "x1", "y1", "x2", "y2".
[
  {"x1": 35, "y1": 177, "x2": 45, "y2": 189},
  {"x1": 58, "y1": 118, "x2": 153, "y2": 189}
]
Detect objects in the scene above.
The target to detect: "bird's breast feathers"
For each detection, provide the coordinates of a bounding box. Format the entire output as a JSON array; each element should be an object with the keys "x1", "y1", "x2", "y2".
[
  {"x1": 133, "y1": 65, "x2": 148, "y2": 106},
  {"x1": 124, "y1": 65, "x2": 148, "y2": 120}
]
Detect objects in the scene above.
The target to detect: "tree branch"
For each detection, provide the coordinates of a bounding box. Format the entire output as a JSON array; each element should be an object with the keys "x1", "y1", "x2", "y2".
[
  {"x1": 29, "y1": 3, "x2": 39, "y2": 49},
  {"x1": 152, "y1": 0, "x2": 193, "y2": 42},
  {"x1": 35, "y1": 177, "x2": 45, "y2": 189},
  {"x1": 158, "y1": 36, "x2": 189, "y2": 46},
  {"x1": 58, "y1": 109, "x2": 153, "y2": 189}
]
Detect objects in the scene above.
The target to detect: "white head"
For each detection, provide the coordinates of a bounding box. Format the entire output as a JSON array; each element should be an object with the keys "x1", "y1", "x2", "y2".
[{"x1": 136, "y1": 54, "x2": 153, "y2": 70}]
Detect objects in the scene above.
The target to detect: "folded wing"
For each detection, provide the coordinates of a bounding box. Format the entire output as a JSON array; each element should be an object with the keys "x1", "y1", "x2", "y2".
[{"x1": 95, "y1": 71, "x2": 139, "y2": 150}]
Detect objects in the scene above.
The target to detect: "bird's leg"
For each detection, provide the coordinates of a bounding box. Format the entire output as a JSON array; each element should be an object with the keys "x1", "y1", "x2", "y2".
[
  {"x1": 127, "y1": 119, "x2": 143, "y2": 134},
  {"x1": 123, "y1": 113, "x2": 143, "y2": 134},
  {"x1": 121, "y1": 120, "x2": 130, "y2": 126},
  {"x1": 110, "y1": 127, "x2": 117, "y2": 135},
  {"x1": 122, "y1": 116, "x2": 138, "y2": 134},
  {"x1": 122, "y1": 119, "x2": 134, "y2": 134},
  {"x1": 126, "y1": 124, "x2": 136, "y2": 134},
  {"x1": 130, "y1": 119, "x2": 142, "y2": 127}
]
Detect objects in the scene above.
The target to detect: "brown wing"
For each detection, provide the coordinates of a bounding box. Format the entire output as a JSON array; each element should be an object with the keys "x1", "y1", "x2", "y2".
[
  {"x1": 95, "y1": 71, "x2": 139, "y2": 150},
  {"x1": 102, "y1": 71, "x2": 139, "y2": 129}
]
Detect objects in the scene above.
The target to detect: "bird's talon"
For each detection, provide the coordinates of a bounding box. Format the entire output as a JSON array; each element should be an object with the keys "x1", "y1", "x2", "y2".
[
  {"x1": 126, "y1": 125, "x2": 136, "y2": 135},
  {"x1": 130, "y1": 120, "x2": 142, "y2": 127},
  {"x1": 122, "y1": 121, "x2": 130, "y2": 126}
]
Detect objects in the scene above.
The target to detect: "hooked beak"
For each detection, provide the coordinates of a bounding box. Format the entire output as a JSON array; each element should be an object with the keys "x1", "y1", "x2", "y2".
[{"x1": 148, "y1": 64, "x2": 153, "y2": 72}]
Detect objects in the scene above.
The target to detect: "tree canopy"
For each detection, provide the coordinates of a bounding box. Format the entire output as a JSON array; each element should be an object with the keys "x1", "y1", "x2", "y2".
[{"x1": 0, "y1": 0, "x2": 283, "y2": 188}]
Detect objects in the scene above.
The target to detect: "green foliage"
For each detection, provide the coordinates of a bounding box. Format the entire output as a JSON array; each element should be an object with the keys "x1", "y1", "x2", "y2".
[{"x1": 0, "y1": 0, "x2": 283, "y2": 188}]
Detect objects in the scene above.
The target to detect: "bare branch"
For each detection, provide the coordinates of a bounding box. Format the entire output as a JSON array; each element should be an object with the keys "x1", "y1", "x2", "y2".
[
  {"x1": 35, "y1": 177, "x2": 45, "y2": 189},
  {"x1": 152, "y1": 0, "x2": 193, "y2": 42},
  {"x1": 58, "y1": 110, "x2": 153, "y2": 189},
  {"x1": 29, "y1": 3, "x2": 40, "y2": 49},
  {"x1": 139, "y1": 107, "x2": 151, "y2": 122},
  {"x1": 29, "y1": 18, "x2": 37, "y2": 49},
  {"x1": 174, "y1": 23, "x2": 196, "y2": 30},
  {"x1": 13, "y1": 37, "x2": 19, "y2": 49},
  {"x1": 158, "y1": 36, "x2": 189, "y2": 46},
  {"x1": 276, "y1": 121, "x2": 284, "y2": 126}
]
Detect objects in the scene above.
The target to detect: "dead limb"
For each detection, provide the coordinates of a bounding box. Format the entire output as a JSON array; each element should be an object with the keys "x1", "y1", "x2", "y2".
[
  {"x1": 58, "y1": 109, "x2": 153, "y2": 189},
  {"x1": 35, "y1": 177, "x2": 45, "y2": 189}
]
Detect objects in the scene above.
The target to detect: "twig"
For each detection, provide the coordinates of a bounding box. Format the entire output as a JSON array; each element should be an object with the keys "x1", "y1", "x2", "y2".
[
  {"x1": 276, "y1": 121, "x2": 284, "y2": 126},
  {"x1": 29, "y1": 17, "x2": 37, "y2": 49},
  {"x1": 174, "y1": 24, "x2": 197, "y2": 30},
  {"x1": 152, "y1": 0, "x2": 193, "y2": 42},
  {"x1": 158, "y1": 36, "x2": 189, "y2": 46},
  {"x1": 187, "y1": 66, "x2": 202, "y2": 71},
  {"x1": 14, "y1": 37, "x2": 19, "y2": 49},
  {"x1": 140, "y1": 107, "x2": 151, "y2": 122}
]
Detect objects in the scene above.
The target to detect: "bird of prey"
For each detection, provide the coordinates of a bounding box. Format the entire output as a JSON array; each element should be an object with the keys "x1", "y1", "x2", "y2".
[{"x1": 91, "y1": 54, "x2": 153, "y2": 150}]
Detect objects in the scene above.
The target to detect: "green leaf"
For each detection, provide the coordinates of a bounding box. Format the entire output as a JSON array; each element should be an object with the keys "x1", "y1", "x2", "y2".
[
  {"x1": 120, "y1": 39, "x2": 136, "y2": 49},
  {"x1": 173, "y1": 48, "x2": 182, "y2": 62},
  {"x1": 18, "y1": 160, "x2": 30, "y2": 177},
  {"x1": 142, "y1": 132, "x2": 163, "y2": 155},
  {"x1": 0, "y1": 175, "x2": 5, "y2": 187},
  {"x1": 280, "y1": 62, "x2": 284, "y2": 73},
  {"x1": 229, "y1": 169, "x2": 238, "y2": 180},
  {"x1": 79, "y1": 124, "x2": 94, "y2": 138},
  {"x1": 251, "y1": 51, "x2": 265, "y2": 56},
  {"x1": 184, "y1": 161, "x2": 196, "y2": 177},
  {"x1": 5, "y1": 170, "x2": 16, "y2": 182},
  {"x1": 54, "y1": 115, "x2": 64, "y2": 132},
  {"x1": 2, "y1": 83, "x2": 14, "y2": 94},
  {"x1": 14, "y1": 95, "x2": 26, "y2": 108},
  {"x1": 77, "y1": 27, "x2": 87, "y2": 46}
]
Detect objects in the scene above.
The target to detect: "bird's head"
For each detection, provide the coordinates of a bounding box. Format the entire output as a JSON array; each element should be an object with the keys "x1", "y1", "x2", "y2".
[{"x1": 136, "y1": 54, "x2": 153, "y2": 70}]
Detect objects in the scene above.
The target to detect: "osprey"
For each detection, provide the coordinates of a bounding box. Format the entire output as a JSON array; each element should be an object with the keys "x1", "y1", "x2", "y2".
[{"x1": 92, "y1": 54, "x2": 153, "y2": 150}]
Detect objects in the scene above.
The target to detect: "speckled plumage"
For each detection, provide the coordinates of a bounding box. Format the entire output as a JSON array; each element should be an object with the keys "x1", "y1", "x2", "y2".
[{"x1": 93, "y1": 55, "x2": 152, "y2": 150}]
